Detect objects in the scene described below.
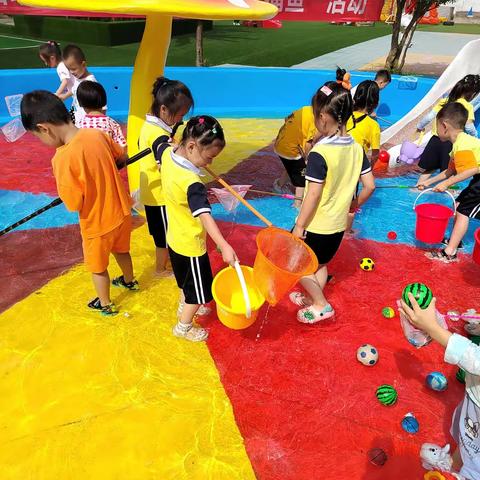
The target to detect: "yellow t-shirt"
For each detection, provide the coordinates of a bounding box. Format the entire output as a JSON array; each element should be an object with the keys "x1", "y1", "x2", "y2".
[
  {"x1": 346, "y1": 112, "x2": 381, "y2": 154},
  {"x1": 138, "y1": 114, "x2": 172, "y2": 206},
  {"x1": 304, "y1": 136, "x2": 371, "y2": 234},
  {"x1": 162, "y1": 147, "x2": 211, "y2": 257},
  {"x1": 451, "y1": 132, "x2": 480, "y2": 173},
  {"x1": 432, "y1": 98, "x2": 475, "y2": 136},
  {"x1": 274, "y1": 106, "x2": 317, "y2": 160}
]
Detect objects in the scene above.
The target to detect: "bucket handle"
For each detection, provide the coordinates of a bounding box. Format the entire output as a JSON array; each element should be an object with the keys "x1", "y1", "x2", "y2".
[
  {"x1": 234, "y1": 261, "x2": 252, "y2": 319},
  {"x1": 413, "y1": 188, "x2": 457, "y2": 215}
]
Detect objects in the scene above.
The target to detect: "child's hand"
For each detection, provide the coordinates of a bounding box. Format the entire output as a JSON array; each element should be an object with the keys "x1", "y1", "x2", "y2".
[
  {"x1": 433, "y1": 181, "x2": 449, "y2": 193},
  {"x1": 292, "y1": 225, "x2": 306, "y2": 239},
  {"x1": 417, "y1": 183, "x2": 427, "y2": 190},
  {"x1": 219, "y1": 243, "x2": 238, "y2": 266},
  {"x1": 417, "y1": 128, "x2": 425, "y2": 133},
  {"x1": 400, "y1": 293, "x2": 438, "y2": 334}
]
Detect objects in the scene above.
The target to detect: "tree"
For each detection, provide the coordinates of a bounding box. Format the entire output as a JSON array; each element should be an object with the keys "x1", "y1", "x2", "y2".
[
  {"x1": 195, "y1": 20, "x2": 205, "y2": 67},
  {"x1": 385, "y1": 0, "x2": 452, "y2": 73}
]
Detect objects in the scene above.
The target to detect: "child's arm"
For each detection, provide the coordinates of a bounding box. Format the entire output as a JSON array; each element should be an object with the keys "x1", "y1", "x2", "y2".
[
  {"x1": 418, "y1": 167, "x2": 455, "y2": 189},
  {"x1": 355, "y1": 170, "x2": 375, "y2": 208},
  {"x1": 433, "y1": 167, "x2": 480, "y2": 192},
  {"x1": 57, "y1": 91, "x2": 73, "y2": 101},
  {"x1": 370, "y1": 150, "x2": 379, "y2": 168},
  {"x1": 465, "y1": 121, "x2": 478, "y2": 138},
  {"x1": 55, "y1": 78, "x2": 69, "y2": 98},
  {"x1": 401, "y1": 294, "x2": 480, "y2": 376},
  {"x1": 416, "y1": 108, "x2": 436, "y2": 132},
  {"x1": 200, "y1": 214, "x2": 238, "y2": 266}
]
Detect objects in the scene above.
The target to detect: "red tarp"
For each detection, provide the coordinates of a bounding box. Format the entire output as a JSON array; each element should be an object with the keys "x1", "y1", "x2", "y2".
[{"x1": 268, "y1": 0, "x2": 385, "y2": 22}]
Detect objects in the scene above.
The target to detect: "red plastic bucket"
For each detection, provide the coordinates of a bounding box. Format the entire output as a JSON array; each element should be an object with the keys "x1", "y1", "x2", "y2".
[
  {"x1": 413, "y1": 189, "x2": 456, "y2": 244},
  {"x1": 473, "y1": 228, "x2": 480, "y2": 265}
]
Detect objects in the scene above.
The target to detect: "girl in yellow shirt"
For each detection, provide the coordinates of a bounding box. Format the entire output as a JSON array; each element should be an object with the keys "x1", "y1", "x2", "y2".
[{"x1": 138, "y1": 77, "x2": 193, "y2": 276}]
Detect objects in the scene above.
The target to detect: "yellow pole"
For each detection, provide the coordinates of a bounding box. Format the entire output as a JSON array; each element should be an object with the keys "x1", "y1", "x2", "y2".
[{"x1": 127, "y1": 14, "x2": 172, "y2": 193}]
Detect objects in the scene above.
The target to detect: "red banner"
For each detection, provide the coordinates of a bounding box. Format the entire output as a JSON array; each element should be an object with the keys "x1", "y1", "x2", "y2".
[
  {"x1": 0, "y1": 0, "x2": 137, "y2": 17},
  {"x1": 268, "y1": 0, "x2": 384, "y2": 22}
]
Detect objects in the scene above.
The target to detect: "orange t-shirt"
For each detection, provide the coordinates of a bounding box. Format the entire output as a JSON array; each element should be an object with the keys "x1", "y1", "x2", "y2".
[{"x1": 52, "y1": 129, "x2": 132, "y2": 239}]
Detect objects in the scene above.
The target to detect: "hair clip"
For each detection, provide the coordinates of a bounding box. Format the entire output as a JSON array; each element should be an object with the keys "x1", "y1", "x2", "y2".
[
  {"x1": 321, "y1": 86, "x2": 332, "y2": 96},
  {"x1": 198, "y1": 117, "x2": 205, "y2": 125},
  {"x1": 211, "y1": 127, "x2": 217, "y2": 135}
]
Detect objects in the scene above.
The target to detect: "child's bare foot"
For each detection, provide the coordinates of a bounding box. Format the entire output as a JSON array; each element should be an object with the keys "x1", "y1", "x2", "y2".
[{"x1": 154, "y1": 269, "x2": 174, "y2": 278}]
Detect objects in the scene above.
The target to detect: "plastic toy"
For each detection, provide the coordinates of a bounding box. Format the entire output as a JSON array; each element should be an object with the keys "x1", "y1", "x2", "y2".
[
  {"x1": 367, "y1": 448, "x2": 387, "y2": 466},
  {"x1": 402, "y1": 283, "x2": 433, "y2": 309},
  {"x1": 360, "y1": 258, "x2": 375, "y2": 271},
  {"x1": 378, "y1": 150, "x2": 390, "y2": 163},
  {"x1": 382, "y1": 307, "x2": 395, "y2": 318},
  {"x1": 356, "y1": 344, "x2": 378, "y2": 366},
  {"x1": 401, "y1": 412, "x2": 419, "y2": 434},
  {"x1": 424, "y1": 472, "x2": 460, "y2": 480},
  {"x1": 398, "y1": 140, "x2": 425, "y2": 164},
  {"x1": 426, "y1": 372, "x2": 448, "y2": 392},
  {"x1": 376, "y1": 385, "x2": 397, "y2": 406},
  {"x1": 387, "y1": 231, "x2": 397, "y2": 240},
  {"x1": 420, "y1": 444, "x2": 464, "y2": 479}
]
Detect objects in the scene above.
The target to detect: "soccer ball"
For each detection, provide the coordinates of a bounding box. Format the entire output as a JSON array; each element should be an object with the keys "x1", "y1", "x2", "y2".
[
  {"x1": 360, "y1": 258, "x2": 375, "y2": 271},
  {"x1": 357, "y1": 344, "x2": 378, "y2": 366}
]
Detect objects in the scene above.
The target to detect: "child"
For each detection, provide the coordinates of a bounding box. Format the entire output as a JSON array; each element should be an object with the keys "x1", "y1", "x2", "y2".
[
  {"x1": 138, "y1": 76, "x2": 193, "y2": 276},
  {"x1": 77, "y1": 81, "x2": 127, "y2": 149},
  {"x1": 273, "y1": 104, "x2": 317, "y2": 204},
  {"x1": 416, "y1": 74, "x2": 480, "y2": 186},
  {"x1": 21, "y1": 90, "x2": 137, "y2": 315},
  {"x1": 62, "y1": 44, "x2": 98, "y2": 127},
  {"x1": 158, "y1": 116, "x2": 237, "y2": 342},
  {"x1": 419, "y1": 102, "x2": 480, "y2": 263},
  {"x1": 400, "y1": 294, "x2": 480, "y2": 479},
  {"x1": 291, "y1": 82, "x2": 375, "y2": 323},
  {"x1": 347, "y1": 80, "x2": 381, "y2": 167},
  {"x1": 350, "y1": 68, "x2": 391, "y2": 97},
  {"x1": 38, "y1": 41, "x2": 73, "y2": 100}
]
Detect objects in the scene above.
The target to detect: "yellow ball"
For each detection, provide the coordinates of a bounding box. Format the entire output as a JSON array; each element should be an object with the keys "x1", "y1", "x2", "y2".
[{"x1": 360, "y1": 257, "x2": 375, "y2": 271}]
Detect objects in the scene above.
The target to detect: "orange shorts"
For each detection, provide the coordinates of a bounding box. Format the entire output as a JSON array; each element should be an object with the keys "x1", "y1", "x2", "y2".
[{"x1": 82, "y1": 216, "x2": 132, "y2": 273}]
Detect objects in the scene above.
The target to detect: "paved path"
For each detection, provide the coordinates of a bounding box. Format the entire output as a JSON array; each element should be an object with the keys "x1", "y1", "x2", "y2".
[{"x1": 292, "y1": 32, "x2": 480, "y2": 74}]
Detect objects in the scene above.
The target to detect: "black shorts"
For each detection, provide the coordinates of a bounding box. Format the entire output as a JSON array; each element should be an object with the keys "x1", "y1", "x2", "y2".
[
  {"x1": 456, "y1": 175, "x2": 480, "y2": 219},
  {"x1": 418, "y1": 135, "x2": 452, "y2": 172},
  {"x1": 168, "y1": 247, "x2": 214, "y2": 305},
  {"x1": 279, "y1": 156, "x2": 306, "y2": 187},
  {"x1": 304, "y1": 231, "x2": 344, "y2": 265},
  {"x1": 144, "y1": 205, "x2": 168, "y2": 248}
]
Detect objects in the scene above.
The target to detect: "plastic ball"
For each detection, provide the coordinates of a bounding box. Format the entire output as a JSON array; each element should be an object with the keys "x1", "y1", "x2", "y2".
[
  {"x1": 426, "y1": 372, "x2": 448, "y2": 392},
  {"x1": 387, "y1": 231, "x2": 397, "y2": 240},
  {"x1": 360, "y1": 258, "x2": 375, "y2": 271},
  {"x1": 357, "y1": 344, "x2": 378, "y2": 366},
  {"x1": 376, "y1": 384, "x2": 398, "y2": 406},
  {"x1": 401, "y1": 413, "x2": 419, "y2": 434},
  {"x1": 402, "y1": 283, "x2": 433, "y2": 309},
  {"x1": 367, "y1": 448, "x2": 387, "y2": 466},
  {"x1": 382, "y1": 307, "x2": 395, "y2": 319},
  {"x1": 378, "y1": 150, "x2": 390, "y2": 163}
]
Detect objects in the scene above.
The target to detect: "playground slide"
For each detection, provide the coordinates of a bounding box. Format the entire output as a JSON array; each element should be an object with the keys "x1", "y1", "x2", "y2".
[{"x1": 381, "y1": 38, "x2": 480, "y2": 167}]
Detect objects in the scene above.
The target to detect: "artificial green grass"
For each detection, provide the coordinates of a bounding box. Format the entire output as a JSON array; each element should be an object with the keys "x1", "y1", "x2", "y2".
[
  {"x1": 417, "y1": 23, "x2": 480, "y2": 35},
  {"x1": 0, "y1": 21, "x2": 391, "y2": 69}
]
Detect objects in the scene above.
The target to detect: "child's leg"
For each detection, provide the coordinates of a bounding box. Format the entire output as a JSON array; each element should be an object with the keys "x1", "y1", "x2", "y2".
[
  {"x1": 155, "y1": 247, "x2": 169, "y2": 274},
  {"x1": 445, "y1": 212, "x2": 469, "y2": 255},
  {"x1": 300, "y1": 265, "x2": 328, "y2": 308},
  {"x1": 92, "y1": 270, "x2": 111, "y2": 306},
  {"x1": 113, "y1": 252, "x2": 134, "y2": 283},
  {"x1": 144, "y1": 205, "x2": 169, "y2": 274}
]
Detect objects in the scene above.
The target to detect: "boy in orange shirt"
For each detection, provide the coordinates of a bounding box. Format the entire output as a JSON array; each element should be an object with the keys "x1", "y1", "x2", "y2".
[{"x1": 21, "y1": 90, "x2": 138, "y2": 315}]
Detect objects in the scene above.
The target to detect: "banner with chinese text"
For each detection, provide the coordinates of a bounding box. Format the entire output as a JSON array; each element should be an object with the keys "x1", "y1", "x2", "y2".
[{"x1": 268, "y1": 0, "x2": 385, "y2": 22}]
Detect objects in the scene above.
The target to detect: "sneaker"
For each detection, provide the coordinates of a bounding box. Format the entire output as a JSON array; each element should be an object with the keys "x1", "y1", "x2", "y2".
[
  {"x1": 87, "y1": 297, "x2": 118, "y2": 316},
  {"x1": 172, "y1": 322, "x2": 208, "y2": 342},
  {"x1": 425, "y1": 249, "x2": 458, "y2": 264},
  {"x1": 441, "y1": 238, "x2": 464, "y2": 250},
  {"x1": 297, "y1": 304, "x2": 335, "y2": 324},
  {"x1": 289, "y1": 291, "x2": 312, "y2": 307},
  {"x1": 177, "y1": 302, "x2": 212, "y2": 318},
  {"x1": 112, "y1": 275, "x2": 139, "y2": 291}
]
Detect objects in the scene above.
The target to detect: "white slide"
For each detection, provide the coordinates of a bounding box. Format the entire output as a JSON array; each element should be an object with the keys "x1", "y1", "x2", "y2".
[{"x1": 381, "y1": 38, "x2": 480, "y2": 168}]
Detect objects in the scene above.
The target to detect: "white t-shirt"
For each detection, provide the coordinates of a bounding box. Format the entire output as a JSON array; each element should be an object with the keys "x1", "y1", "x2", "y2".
[
  {"x1": 56, "y1": 62, "x2": 74, "y2": 93},
  {"x1": 71, "y1": 73, "x2": 97, "y2": 127}
]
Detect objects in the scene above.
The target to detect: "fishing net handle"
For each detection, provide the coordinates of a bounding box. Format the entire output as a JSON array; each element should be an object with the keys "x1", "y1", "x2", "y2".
[
  {"x1": 413, "y1": 188, "x2": 457, "y2": 215},
  {"x1": 234, "y1": 261, "x2": 251, "y2": 318}
]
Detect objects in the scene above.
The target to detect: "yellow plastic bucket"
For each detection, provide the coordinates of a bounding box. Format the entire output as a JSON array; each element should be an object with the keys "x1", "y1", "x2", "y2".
[{"x1": 212, "y1": 263, "x2": 265, "y2": 330}]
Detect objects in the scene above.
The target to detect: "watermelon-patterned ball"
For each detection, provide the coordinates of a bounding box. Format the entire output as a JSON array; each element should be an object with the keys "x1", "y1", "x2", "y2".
[
  {"x1": 376, "y1": 384, "x2": 398, "y2": 406},
  {"x1": 426, "y1": 372, "x2": 448, "y2": 391},
  {"x1": 382, "y1": 307, "x2": 395, "y2": 319},
  {"x1": 402, "y1": 283, "x2": 433, "y2": 310}
]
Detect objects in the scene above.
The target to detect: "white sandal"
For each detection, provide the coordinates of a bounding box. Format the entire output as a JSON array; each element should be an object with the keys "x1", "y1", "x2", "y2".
[{"x1": 172, "y1": 322, "x2": 208, "y2": 342}]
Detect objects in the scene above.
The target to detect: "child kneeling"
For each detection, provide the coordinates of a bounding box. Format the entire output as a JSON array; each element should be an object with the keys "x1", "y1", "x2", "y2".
[
  {"x1": 21, "y1": 91, "x2": 137, "y2": 315},
  {"x1": 159, "y1": 116, "x2": 237, "y2": 341}
]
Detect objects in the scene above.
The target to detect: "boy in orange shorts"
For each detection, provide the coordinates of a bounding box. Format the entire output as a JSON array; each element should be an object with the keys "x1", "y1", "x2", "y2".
[{"x1": 21, "y1": 90, "x2": 138, "y2": 315}]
